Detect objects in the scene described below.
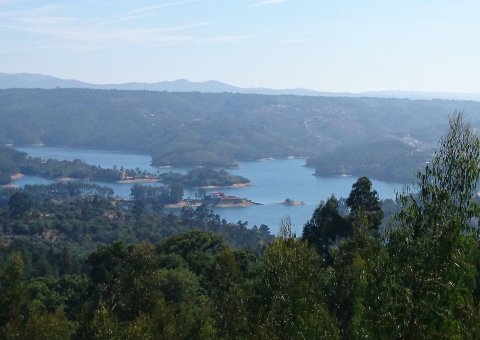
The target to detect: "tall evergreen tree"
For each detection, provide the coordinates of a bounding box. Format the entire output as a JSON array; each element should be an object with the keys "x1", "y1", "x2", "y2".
[
  {"x1": 303, "y1": 195, "x2": 350, "y2": 263},
  {"x1": 346, "y1": 176, "x2": 383, "y2": 229}
]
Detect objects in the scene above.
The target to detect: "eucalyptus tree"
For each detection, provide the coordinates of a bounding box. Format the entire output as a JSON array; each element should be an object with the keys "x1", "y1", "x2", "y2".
[{"x1": 362, "y1": 113, "x2": 480, "y2": 338}]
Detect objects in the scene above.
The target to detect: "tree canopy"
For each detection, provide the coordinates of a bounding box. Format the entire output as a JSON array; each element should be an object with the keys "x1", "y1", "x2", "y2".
[{"x1": 1, "y1": 113, "x2": 480, "y2": 338}]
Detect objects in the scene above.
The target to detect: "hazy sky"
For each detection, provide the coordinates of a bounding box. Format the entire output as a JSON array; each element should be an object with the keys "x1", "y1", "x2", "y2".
[{"x1": 1, "y1": 0, "x2": 479, "y2": 92}]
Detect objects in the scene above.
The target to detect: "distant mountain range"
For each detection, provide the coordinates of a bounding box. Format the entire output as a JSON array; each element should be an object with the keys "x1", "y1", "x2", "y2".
[{"x1": 1, "y1": 72, "x2": 480, "y2": 101}]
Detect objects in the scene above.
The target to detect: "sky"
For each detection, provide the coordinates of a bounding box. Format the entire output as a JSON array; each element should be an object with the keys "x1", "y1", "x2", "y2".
[{"x1": 1, "y1": 0, "x2": 479, "y2": 92}]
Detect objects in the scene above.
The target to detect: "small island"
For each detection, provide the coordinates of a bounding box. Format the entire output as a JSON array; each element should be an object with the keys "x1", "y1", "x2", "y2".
[
  {"x1": 279, "y1": 198, "x2": 305, "y2": 206},
  {"x1": 159, "y1": 167, "x2": 250, "y2": 188},
  {"x1": 165, "y1": 191, "x2": 260, "y2": 209}
]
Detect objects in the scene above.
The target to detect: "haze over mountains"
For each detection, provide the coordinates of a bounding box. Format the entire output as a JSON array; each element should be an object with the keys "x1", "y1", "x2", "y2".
[{"x1": 2, "y1": 72, "x2": 480, "y2": 101}]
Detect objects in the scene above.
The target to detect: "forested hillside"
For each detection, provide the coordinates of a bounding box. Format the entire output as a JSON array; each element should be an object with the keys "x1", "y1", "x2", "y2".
[
  {"x1": 1, "y1": 114, "x2": 479, "y2": 338},
  {"x1": 2, "y1": 88, "x2": 480, "y2": 180},
  {"x1": 307, "y1": 139, "x2": 431, "y2": 182}
]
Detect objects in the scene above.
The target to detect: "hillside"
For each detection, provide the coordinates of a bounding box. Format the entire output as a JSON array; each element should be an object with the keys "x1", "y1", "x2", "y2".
[
  {"x1": 1, "y1": 88, "x2": 480, "y2": 180},
  {"x1": 307, "y1": 140, "x2": 431, "y2": 182}
]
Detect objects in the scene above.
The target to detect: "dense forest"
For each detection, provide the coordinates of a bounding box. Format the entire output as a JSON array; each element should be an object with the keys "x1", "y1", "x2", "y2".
[
  {"x1": 2, "y1": 88, "x2": 480, "y2": 180},
  {"x1": 1, "y1": 114, "x2": 480, "y2": 338},
  {"x1": 159, "y1": 167, "x2": 249, "y2": 188},
  {"x1": 0, "y1": 147, "x2": 137, "y2": 185},
  {"x1": 307, "y1": 139, "x2": 431, "y2": 182},
  {"x1": 0, "y1": 181, "x2": 273, "y2": 265}
]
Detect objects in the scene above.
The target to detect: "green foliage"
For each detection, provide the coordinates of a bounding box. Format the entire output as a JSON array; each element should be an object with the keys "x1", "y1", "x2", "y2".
[
  {"x1": 23, "y1": 182, "x2": 114, "y2": 201},
  {"x1": 8, "y1": 192, "x2": 32, "y2": 218},
  {"x1": 3, "y1": 109, "x2": 480, "y2": 338},
  {"x1": 346, "y1": 176, "x2": 384, "y2": 229},
  {"x1": 157, "y1": 230, "x2": 226, "y2": 278},
  {"x1": 19, "y1": 157, "x2": 124, "y2": 182},
  {"x1": 0, "y1": 183, "x2": 272, "y2": 279},
  {"x1": 0, "y1": 147, "x2": 24, "y2": 185},
  {"x1": 308, "y1": 139, "x2": 430, "y2": 182},
  {"x1": 302, "y1": 195, "x2": 350, "y2": 263},
  {"x1": 0, "y1": 145, "x2": 154, "y2": 186},
  {"x1": 130, "y1": 182, "x2": 183, "y2": 205},
  {"x1": 328, "y1": 210, "x2": 385, "y2": 338},
  {"x1": 300, "y1": 112, "x2": 480, "y2": 338},
  {"x1": 384, "y1": 113, "x2": 480, "y2": 338},
  {"x1": 0, "y1": 252, "x2": 24, "y2": 331},
  {"x1": 256, "y1": 237, "x2": 339, "y2": 338},
  {"x1": 3, "y1": 88, "x2": 479, "y2": 173},
  {"x1": 160, "y1": 166, "x2": 249, "y2": 188}
]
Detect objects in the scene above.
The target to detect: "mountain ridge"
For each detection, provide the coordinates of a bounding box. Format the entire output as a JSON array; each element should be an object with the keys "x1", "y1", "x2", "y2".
[{"x1": 2, "y1": 72, "x2": 480, "y2": 101}]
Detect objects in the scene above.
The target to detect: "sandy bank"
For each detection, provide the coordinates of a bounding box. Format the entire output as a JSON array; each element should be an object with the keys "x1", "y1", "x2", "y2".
[
  {"x1": 164, "y1": 201, "x2": 190, "y2": 208},
  {"x1": 165, "y1": 200, "x2": 260, "y2": 208},
  {"x1": 10, "y1": 173, "x2": 24, "y2": 180},
  {"x1": 56, "y1": 177, "x2": 77, "y2": 182},
  {"x1": 196, "y1": 182, "x2": 251, "y2": 189},
  {"x1": 117, "y1": 178, "x2": 159, "y2": 184}
]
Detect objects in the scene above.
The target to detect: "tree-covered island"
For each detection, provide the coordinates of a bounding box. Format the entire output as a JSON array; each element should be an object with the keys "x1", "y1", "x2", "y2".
[
  {"x1": 0, "y1": 147, "x2": 251, "y2": 190},
  {"x1": 0, "y1": 147, "x2": 155, "y2": 185},
  {"x1": 159, "y1": 167, "x2": 250, "y2": 188}
]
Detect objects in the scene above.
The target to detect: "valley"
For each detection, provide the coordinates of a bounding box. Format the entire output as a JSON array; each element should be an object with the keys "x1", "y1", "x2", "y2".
[{"x1": 2, "y1": 89, "x2": 479, "y2": 181}]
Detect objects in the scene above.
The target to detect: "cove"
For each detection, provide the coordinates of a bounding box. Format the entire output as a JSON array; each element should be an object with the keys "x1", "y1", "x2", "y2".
[{"x1": 15, "y1": 146, "x2": 406, "y2": 234}]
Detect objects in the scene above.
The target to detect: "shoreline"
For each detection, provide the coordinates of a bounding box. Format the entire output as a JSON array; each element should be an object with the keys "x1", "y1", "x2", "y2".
[
  {"x1": 279, "y1": 200, "x2": 305, "y2": 206},
  {"x1": 10, "y1": 173, "x2": 24, "y2": 180},
  {"x1": 164, "y1": 199, "x2": 260, "y2": 209},
  {"x1": 195, "y1": 182, "x2": 251, "y2": 189},
  {"x1": 56, "y1": 177, "x2": 77, "y2": 182},
  {"x1": 164, "y1": 201, "x2": 191, "y2": 208},
  {"x1": 117, "y1": 178, "x2": 159, "y2": 184},
  {"x1": 214, "y1": 201, "x2": 259, "y2": 208}
]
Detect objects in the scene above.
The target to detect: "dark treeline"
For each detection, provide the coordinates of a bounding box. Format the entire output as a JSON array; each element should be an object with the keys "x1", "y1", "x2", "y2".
[
  {"x1": 130, "y1": 183, "x2": 184, "y2": 206},
  {"x1": 2, "y1": 114, "x2": 480, "y2": 338},
  {"x1": 0, "y1": 147, "x2": 149, "y2": 185},
  {"x1": 159, "y1": 167, "x2": 250, "y2": 188}
]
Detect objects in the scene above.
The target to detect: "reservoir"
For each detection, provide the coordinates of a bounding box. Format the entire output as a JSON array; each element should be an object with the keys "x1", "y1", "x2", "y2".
[{"x1": 14, "y1": 146, "x2": 405, "y2": 235}]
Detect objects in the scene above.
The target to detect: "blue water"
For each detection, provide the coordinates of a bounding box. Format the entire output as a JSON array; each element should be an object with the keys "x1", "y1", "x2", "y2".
[{"x1": 14, "y1": 147, "x2": 406, "y2": 234}]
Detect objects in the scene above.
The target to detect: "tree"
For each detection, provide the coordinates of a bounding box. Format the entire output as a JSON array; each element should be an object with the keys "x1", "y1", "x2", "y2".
[
  {"x1": 88, "y1": 242, "x2": 163, "y2": 321},
  {"x1": 366, "y1": 113, "x2": 480, "y2": 338},
  {"x1": 157, "y1": 230, "x2": 226, "y2": 278},
  {"x1": 346, "y1": 176, "x2": 383, "y2": 229},
  {"x1": 168, "y1": 180, "x2": 184, "y2": 203},
  {"x1": 0, "y1": 252, "x2": 25, "y2": 335},
  {"x1": 255, "y1": 235, "x2": 340, "y2": 338},
  {"x1": 302, "y1": 196, "x2": 350, "y2": 263},
  {"x1": 8, "y1": 191, "x2": 33, "y2": 218},
  {"x1": 327, "y1": 210, "x2": 385, "y2": 337}
]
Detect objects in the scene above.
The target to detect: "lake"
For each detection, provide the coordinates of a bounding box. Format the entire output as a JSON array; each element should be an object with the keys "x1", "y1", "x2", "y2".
[{"x1": 15, "y1": 146, "x2": 406, "y2": 235}]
